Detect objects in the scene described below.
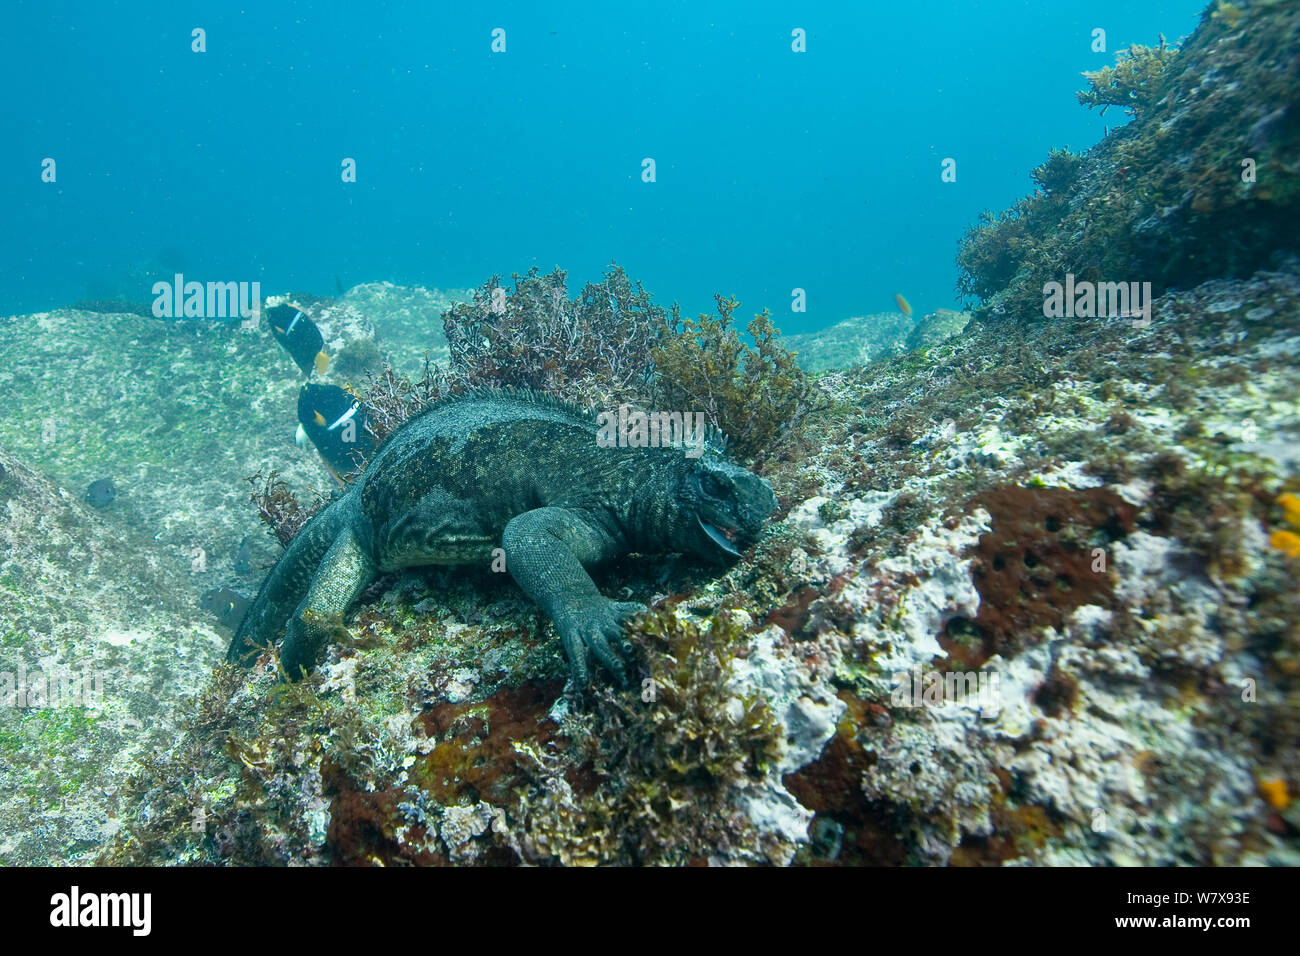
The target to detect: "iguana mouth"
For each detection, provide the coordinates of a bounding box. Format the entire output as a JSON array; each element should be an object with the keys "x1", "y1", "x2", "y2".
[{"x1": 698, "y1": 517, "x2": 741, "y2": 557}]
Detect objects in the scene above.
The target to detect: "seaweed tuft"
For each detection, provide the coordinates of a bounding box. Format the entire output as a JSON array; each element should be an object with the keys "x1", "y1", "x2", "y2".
[
  {"x1": 442, "y1": 263, "x2": 670, "y2": 410},
  {"x1": 652, "y1": 295, "x2": 813, "y2": 461},
  {"x1": 1077, "y1": 38, "x2": 1180, "y2": 116},
  {"x1": 247, "y1": 470, "x2": 314, "y2": 547}
]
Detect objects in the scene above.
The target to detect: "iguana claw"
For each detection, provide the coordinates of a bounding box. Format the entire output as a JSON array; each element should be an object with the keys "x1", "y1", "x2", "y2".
[{"x1": 557, "y1": 599, "x2": 646, "y2": 687}]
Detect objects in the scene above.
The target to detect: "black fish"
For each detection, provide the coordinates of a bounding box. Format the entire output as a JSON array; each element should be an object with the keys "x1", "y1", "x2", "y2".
[
  {"x1": 85, "y1": 478, "x2": 117, "y2": 507},
  {"x1": 268, "y1": 303, "x2": 330, "y2": 376},
  {"x1": 296, "y1": 384, "x2": 378, "y2": 475},
  {"x1": 200, "y1": 587, "x2": 251, "y2": 632}
]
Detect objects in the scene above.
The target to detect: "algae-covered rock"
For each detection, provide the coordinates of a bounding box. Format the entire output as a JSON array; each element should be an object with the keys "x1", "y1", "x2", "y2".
[
  {"x1": 0, "y1": 306, "x2": 328, "y2": 586},
  {"x1": 331, "y1": 281, "x2": 471, "y2": 377},
  {"x1": 785, "y1": 311, "x2": 913, "y2": 373},
  {"x1": 96, "y1": 252, "x2": 1300, "y2": 867},
  {"x1": 786, "y1": 309, "x2": 971, "y2": 374},
  {"x1": 0, "y1": 446, "x2": 224, "y2": 865},
  {"x1": 958, "y1": 0, "x2": 1300, "y2": 325},
  {"x1": 904, "y1": 308, "x2": 971, "y2": 352}
]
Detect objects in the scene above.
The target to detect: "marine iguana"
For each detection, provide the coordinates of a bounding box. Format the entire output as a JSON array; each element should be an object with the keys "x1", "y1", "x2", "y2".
[{"x1": 227, "y1": 389, "x2": 777, "y2": 685}]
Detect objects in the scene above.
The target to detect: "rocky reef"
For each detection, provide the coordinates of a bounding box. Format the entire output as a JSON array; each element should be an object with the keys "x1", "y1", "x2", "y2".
[
  {"x1": 958, "y1": 0, "x2": 1300, "y2": 325},
  {"x1": 785, "y1": 308, "x2": 970, "y2": 375},
  {"x1": 92, "y1": 252, "x2": 1300, "y2": 865},
  {"x1": 0, "y1": 283, "x2": 465, "y2": 866},
  {"x1": 0, "y1": 0, "x2": 1296, "y2": 867},
  {"x1": 0, "y1": 447, "x2": 223, "y2": 864}
]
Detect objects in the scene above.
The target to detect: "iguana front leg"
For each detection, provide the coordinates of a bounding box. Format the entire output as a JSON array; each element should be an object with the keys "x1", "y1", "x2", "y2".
[
  {"x1": 280, "y1": 525, "x2": 377, "y2": 679},
  {"x1": 502, "y1": 507, "x2": 646, "y2": 686}
]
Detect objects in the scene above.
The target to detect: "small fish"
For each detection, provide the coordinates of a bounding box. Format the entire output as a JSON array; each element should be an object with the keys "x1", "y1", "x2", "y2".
[
  {"x1": 1271, "y1": 529, "x2": 1300, "y2": 558},
  {"x1": 297, "y1": 383, "x2": 378, "y2": 476},
  {"x1": 1258, "y1": 776, "x2": 1290, "y2": 811},
  {"x1": 268, "y1": 303, "x2": 331, "y2": 376},
  {"x1": 232, "y1": 534, "x2": 273, "y2": 575},
  {"x1": 1277, "y1": 492, "x2": 1300, "y2": 529},
  {"x1": 84, "y1": 478, "x2": 117, "y2": 507},
  {"x1": 233, "y1": 535, "x2": 253, "y2": 574},
  {"x1": 199, "y1": 587, "x2": 252, "y2": 632},
  {"x1": 894, "y1": 293, "x2": 913, "y2": 318}
]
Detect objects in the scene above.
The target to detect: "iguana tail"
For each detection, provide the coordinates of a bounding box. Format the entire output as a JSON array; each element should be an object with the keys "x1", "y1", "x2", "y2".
[{"x1": 226, "y1": 495, "x2": 353, "y2": 666}]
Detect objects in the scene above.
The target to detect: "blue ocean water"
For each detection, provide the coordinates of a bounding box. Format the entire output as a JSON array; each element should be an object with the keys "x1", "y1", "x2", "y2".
[{"x1": 1, "y1": 0, "x2": 1207, "y2": 331}]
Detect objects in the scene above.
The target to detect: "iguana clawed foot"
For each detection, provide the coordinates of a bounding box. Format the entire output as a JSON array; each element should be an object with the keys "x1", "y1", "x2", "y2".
[
  {"x1": 554, "y1": 598, "x2": 647, "y2": 688},
  {"x1": 280, "y1": 609, "x2": 350, "y2": 679}
]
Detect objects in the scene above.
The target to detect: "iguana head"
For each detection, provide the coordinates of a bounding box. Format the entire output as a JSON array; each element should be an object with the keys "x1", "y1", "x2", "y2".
[{"x1": 676, "y1": 457, "x2": 777, "y2": 562}]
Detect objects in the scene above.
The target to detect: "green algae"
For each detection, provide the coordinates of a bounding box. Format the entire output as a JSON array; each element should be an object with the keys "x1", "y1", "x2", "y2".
[{"x1": 1077, "y1": 38, "x2": 1180, "y2": 116}]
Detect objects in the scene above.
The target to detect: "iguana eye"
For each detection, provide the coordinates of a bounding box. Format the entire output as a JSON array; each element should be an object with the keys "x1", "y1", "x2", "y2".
[{"x1": 700, "y1": 470, "x2": 729, "y2": 499}]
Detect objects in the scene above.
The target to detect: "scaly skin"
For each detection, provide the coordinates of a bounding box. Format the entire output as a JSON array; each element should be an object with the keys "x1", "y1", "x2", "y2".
[{"x1": 228, "y1": 389, "x2": 777, "y2": 686}]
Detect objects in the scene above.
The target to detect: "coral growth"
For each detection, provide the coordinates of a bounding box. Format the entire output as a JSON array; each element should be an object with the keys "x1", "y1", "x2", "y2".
[
  {"x1": 359, "y1": 356, "x2": 448, "y2": 445},
  {"x1": 944, "y1": 485, "x2": 1138, "y2": 668},
  {"x1": 1030, "y1": 148, "x2": 1087, "y2": 198},
  {"x1": 515, "y1": 610, "x2": 790, "y2": 865}
]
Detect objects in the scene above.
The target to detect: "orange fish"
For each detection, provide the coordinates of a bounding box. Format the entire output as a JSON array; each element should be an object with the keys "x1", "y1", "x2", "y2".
[
  {"x1": 1270, "y1": 529, "x2": 1300, "y2": 558},
  {"x1": 1258, "y1": 777, "x2": 1289, "y2": 810},
  {"x1": 895, "y1": 293, "x2": 913, "y2": 318},
  {"x1": 1277, "y1": 492, "x2": 1300, "y2": 530}
]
